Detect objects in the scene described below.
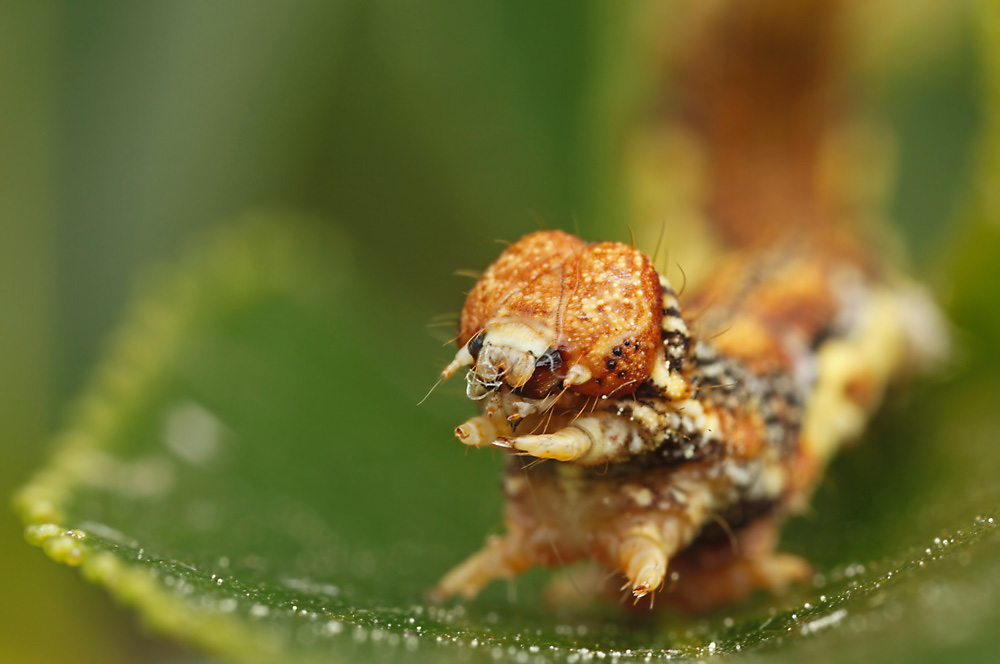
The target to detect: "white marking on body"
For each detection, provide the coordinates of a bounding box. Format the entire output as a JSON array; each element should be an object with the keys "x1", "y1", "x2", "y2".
[{"x1": 623, "y1": 484, "x2": 655, "y2": 507}]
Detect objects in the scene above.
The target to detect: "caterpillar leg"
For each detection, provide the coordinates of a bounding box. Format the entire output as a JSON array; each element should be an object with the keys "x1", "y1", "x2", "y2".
[
  {"x1": 430, "y1": 528, "x2": 534, "y2": 601},
  {"x1": 664, "y1": 518, "x2": 811, "y2": 613},
  {"x1": 454, "y1": 414, "x2": 503, "y2": 448},
  {"x1": 498, "y1": 412, "x2": 636, "y2": 466},
  {"x1": 454, "y1": 391, "x2": 565, "y2": 447},
  {"x1": 617, "y1": 523, "x2": 670, "y2": 599}
]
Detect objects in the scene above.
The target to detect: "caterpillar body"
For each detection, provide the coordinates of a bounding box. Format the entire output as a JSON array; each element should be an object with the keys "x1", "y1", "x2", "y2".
[{"x1": 431, "y1": 229, "x2": 939, "y2": 610}]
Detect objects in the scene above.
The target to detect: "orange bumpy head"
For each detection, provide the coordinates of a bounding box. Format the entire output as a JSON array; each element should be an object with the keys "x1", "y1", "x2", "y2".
[{"x1": 443, "y1": 230, "x2": 663, "y2": 399}]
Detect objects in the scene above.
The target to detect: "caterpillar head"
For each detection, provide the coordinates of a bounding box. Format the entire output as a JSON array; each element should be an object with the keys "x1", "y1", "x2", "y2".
[{"x1": 443, "y1": 230, "x2": 663, "y2": 400}]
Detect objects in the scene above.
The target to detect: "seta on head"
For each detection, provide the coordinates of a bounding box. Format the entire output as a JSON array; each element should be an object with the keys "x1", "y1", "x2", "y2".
[{"x1": 442, "y1": 230, "x2": 664, "y2": 400}]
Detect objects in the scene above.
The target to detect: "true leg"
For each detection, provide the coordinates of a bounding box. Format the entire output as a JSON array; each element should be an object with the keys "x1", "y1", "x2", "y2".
[{"x1": 501, "y1": 412, "x2": 637, "y2": 466}]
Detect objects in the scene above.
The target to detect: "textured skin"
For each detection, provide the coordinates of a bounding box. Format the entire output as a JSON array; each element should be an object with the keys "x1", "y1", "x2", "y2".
[
  {"x1": 458, "y1": 231, "x2": 663, "y2": 397},
  {"x1": 432, "y1": 230, "x2": 932, "y2": 609}
]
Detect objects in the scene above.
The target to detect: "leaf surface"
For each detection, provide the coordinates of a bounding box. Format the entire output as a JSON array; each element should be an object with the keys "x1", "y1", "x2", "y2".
[{"x1": 16, "y1": 211, "x2": 1000, "y2": 663}]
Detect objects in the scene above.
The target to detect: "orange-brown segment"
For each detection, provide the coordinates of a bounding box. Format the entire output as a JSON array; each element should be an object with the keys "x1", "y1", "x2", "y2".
[{"x1": 459, "y1": 231, "x2": 663, "y2": 398}]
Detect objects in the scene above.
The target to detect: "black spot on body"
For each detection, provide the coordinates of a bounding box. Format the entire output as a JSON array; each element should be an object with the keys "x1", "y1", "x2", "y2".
[
  {"x1": 613, "y1": 346, "x2": 623, "y2": 357},
  {"x1": 663, "y1": 306, "x2": 682, "y2": 319},
  {"x1": 606, "y1": 359, "x2": 617, "y2": 370}
]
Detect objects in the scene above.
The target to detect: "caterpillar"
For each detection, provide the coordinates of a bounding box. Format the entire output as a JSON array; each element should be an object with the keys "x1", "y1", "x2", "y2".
[{"x1": 430, "y1": 228, "x2": 940, "y2": 610}]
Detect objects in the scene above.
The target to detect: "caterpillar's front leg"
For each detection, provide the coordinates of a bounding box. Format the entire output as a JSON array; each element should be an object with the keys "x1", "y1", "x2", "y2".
[
  {"x1": 493, "y1": 379, "x2": 706, "y2": 468},
  {"x1": 496, "y1": 411, "x2": 639, "y2": 466}
]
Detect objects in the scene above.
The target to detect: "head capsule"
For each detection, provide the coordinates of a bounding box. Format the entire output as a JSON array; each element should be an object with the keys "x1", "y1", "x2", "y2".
[{"x1": 442, "y1": 230, "x2": 664, "y2": 400}]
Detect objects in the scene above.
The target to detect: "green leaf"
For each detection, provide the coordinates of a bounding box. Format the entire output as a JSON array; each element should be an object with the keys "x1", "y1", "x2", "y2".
[
  {"x1": 14, "y1": 208, "x2": 1000, "y2": 663},
  {"x1": 14, "y1": 2, "x2": 1000, "y2": 663}
]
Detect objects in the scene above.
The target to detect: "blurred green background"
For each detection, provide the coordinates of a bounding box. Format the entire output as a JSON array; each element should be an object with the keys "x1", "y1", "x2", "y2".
[{"x1": 0, "y1": 1, "x2": 988, "y2": 662}]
